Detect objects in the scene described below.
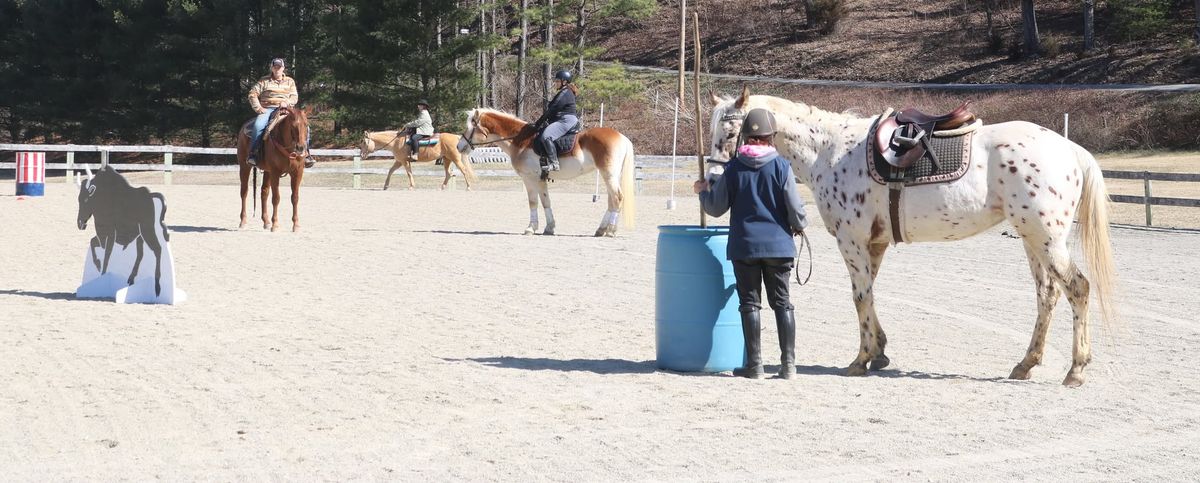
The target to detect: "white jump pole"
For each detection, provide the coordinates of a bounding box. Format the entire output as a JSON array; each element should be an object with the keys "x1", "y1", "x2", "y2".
[
  {"x1": 668, "y1": 96, "x2": 679, "y2": 210},
  {"x1": 594, "y1": 102, "x2": 604, "y2": 202}
]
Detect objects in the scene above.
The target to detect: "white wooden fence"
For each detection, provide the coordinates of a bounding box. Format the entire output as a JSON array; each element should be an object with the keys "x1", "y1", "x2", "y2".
[{"x1": 0, "y1": 143, "x2": 687, "y2": 190}]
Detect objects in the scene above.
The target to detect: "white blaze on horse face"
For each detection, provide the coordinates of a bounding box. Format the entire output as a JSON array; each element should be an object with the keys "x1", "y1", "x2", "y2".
[{"x1": 709, "y1": 103, "x2": 743, "y2": 162}]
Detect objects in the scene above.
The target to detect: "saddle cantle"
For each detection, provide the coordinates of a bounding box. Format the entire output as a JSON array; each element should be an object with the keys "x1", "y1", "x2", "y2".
[
  {"x1": 533, "y1": 121, "x2": 582, "y2": 158},
  {"x1": 867, "y1": 104, "x2": 981, "y2": 245},
  {"x1": 874, "y1": 101, "x2": 976, "y2": 170}
]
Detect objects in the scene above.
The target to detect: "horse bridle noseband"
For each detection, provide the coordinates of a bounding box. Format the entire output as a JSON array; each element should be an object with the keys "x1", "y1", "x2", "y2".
[{"x1": 460, "y1": 122, "x2": 519, "y2": 151}]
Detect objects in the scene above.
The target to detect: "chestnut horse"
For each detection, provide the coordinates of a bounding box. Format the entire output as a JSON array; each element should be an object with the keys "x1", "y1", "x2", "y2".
[
  {"x1": 462, "y1": 108, "x2": 636, "y2": 236},
  {"x1": 236, "y1": 107, "x2": 310, "y2": 232},
  {"x1": 359, "y1": 131, "x2": 476, "y2": 190},
  {"x1": 709, "y1": 87, "x2": 1117, "y2": 386}
]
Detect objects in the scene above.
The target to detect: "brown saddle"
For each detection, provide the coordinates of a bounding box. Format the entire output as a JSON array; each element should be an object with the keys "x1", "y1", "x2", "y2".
[{"x1": 874, "y1": 101, "x2": 976, "y2": 170}]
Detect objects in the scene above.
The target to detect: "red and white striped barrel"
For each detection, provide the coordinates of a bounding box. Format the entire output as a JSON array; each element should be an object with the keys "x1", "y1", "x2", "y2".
[{"x1": 15, "y1": 152, "x2": 46, "y2": 196}]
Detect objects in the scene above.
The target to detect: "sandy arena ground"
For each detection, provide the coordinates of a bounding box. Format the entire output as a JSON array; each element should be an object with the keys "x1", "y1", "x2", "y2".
[{"x1": 2, "y1": 178, "x2": 1199, "y2": 480}]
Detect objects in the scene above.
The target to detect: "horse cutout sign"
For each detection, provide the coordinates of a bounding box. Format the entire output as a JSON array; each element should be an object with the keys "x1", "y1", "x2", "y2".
[{"x1": 75, "y1": 166, "x2": 186, "y2": 304}]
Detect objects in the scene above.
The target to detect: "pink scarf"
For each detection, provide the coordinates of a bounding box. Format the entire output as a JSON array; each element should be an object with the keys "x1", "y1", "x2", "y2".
[{"x1": 738, "y1": 144, "x2": 776, "y2": 158}]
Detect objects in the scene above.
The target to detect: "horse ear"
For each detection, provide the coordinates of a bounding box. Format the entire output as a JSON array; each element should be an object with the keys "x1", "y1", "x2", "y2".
[
  {"x1": 302, "y1": 106, "x2": 313, "y2": 116},
  {"x1": 709, "y1": 89, "x2": 722, "y2": 107},
  {"x1": 734, "y1": 85, "x2": 751, "y2": 109}
]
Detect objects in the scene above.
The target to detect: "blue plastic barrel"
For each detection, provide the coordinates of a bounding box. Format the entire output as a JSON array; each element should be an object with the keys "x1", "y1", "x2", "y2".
[{"x1": 655, "y1": 225, "x2": 745, "y2": 372}]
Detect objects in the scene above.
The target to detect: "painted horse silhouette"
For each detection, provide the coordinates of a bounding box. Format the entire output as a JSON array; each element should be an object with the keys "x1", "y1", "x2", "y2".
[{"x1": 76, "y1": 166, "x2": 170, "y2": 296}]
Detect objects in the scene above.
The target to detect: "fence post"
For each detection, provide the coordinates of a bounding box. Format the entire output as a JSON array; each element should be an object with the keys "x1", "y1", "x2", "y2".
[
  {"x1": 101, "y1": 149, "x2": 109, "y2": 169},
  {"x1": 1143, "y1": 171, "x2": 1152, "y2": 227},
  {"x1": 1063, "y1": 113, "x2": 1070, "y2": 140},
  {"x1": 163, "y1": 151, "x2": 173, "y2": 185},
  {"x1": 353, "y1": 155, "x2": 362, "y2": 189},
  {"x1": 65, "y1": 151, "x2": 74, "y2": 184}
]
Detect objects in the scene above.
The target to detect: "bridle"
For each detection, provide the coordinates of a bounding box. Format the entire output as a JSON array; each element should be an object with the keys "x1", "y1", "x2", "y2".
[
  {"x1": 267, "y1": 108, "x2": 308, "y2": 162},
  {"x1": 459, "y1": 113, "x2": 522, "y2": 151}
]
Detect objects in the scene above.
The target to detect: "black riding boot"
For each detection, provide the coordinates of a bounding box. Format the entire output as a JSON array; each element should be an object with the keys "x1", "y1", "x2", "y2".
[
  {"x1": 540, "y1": 137, "x2": 560, "y2": 177},
  {"x1": 775, "y1": 308, "x2": 796, "y2": 379},
  {"x1": 732, "y1": 311, "x2": 764, "y2": 379}
]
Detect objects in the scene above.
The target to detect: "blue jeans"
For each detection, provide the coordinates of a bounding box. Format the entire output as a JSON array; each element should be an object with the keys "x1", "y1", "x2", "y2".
[{"x1": 250, "y1": 107, "x2": 311, "y2": 159}]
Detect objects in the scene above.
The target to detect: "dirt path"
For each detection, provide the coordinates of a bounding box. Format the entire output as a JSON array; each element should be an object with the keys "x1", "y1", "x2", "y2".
[{"x1": 1, "y1": 182, "x2": 1198, "y2": 479}]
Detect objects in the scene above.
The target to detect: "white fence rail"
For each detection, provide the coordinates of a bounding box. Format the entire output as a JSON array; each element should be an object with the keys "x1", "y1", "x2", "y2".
[{"x1": 0, "y1": 144, "x2": 690, "y2": 188}]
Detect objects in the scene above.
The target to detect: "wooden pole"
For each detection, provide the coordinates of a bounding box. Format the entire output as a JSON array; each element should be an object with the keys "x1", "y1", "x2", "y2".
[
  {"x1": 1144, "y1": 171, "x2": 1153, "y2": 227},
  {"x1": 693, "y1": 12, "x2": 705, "y2": 228},
  {"x1": 678, "y1": 0, "x2": 686, "y2": 106},
  {"x1": 163, "y1": 151, "x2": 173, "y2": 185}
]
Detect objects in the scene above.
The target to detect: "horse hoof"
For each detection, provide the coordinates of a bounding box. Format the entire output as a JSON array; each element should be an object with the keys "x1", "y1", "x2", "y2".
[
  {"x1": 1008, "y1": 364, "x2": 1033, "y2": 380},
  {"x1": 846, "y1": 364, "x2": 868, "y2": 377},
  {"x1": 1062, "y1": 372, "x2": 1085, "y2": 387},
  {"x1": 292, "y1": 226, "x2": 300, "y2": 233},
  {"x1": 543, "y1": 229, "x2": 555, "y2": 236},
  {"x1": 523, "y1": 228, "x2": 535, "y2": 236},
  {"x1": 270, "y1": 225, "x2": 279, "y2": 233},
  {"x1": 594, "y1": 229, "x2": 606, "y2": 237},
  {"x1": 869, "y1": 354, "x2": 891, "y2": 371},
  {"x1": 383, "y1": 186, "x2": 390, "y2": 191}
]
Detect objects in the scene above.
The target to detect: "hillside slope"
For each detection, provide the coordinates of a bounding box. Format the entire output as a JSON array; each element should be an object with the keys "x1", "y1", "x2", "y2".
[{"x1": 593, "y1": 0, "x2": 1199, "y2": 84}]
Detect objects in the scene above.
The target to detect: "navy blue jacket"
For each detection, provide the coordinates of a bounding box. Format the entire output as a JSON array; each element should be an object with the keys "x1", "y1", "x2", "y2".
[{"x1": 699, "y1": 149, "x2": 809, "y2": 260}]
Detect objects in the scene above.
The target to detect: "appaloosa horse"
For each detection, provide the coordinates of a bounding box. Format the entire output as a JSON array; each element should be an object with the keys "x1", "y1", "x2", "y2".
[
  {"x1": 709, "y1": 87, "x2": 1117, "y2": 386},
  {"x1": 360, "y1": 130, "x2": 477, "y2": 191},
  {"x1": 237, "y1": 106, "x2": 310, "y2": 232},
  {"x1": 461, "y1": 108, "x2": 637, "y2": 236}
]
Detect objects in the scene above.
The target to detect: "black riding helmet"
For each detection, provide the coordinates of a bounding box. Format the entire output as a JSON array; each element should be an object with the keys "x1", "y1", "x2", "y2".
[
  {"x1": 417, "y1": 99, "x2": 430, "y2": 108},
  {"x1": 741, "y1": 108, "x2": 777, "y2": 138},
  {"x1": 554, "y1": 70, "x2": 573, "y2": 83}
]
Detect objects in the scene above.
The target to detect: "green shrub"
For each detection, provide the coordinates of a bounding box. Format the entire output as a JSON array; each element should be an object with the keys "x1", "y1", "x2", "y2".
[{"x1": 1109, "y1": 0, "x2": 1171, "y2": 41}]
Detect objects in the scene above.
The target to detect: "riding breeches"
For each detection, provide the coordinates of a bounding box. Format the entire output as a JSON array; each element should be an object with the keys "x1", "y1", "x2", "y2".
[{"x1": 732, "y1": 257, "x2": 795, "y2": 312}]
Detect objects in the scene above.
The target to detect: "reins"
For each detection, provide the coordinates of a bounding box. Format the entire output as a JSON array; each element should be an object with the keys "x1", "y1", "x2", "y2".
[{"x1": 794, "y1": 230, "x2": 812, "y2": 286}]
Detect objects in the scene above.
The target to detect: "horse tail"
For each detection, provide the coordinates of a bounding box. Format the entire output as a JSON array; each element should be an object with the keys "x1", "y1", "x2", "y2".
[
  {"x1": 1075, "y1": 145, "x2": 1118, "y2": 331},
  {"x1": 619, "y1": 136, "x2": 637, "y2": 230}
]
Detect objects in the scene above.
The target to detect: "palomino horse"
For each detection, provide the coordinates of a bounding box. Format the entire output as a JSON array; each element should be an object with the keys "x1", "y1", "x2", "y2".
[
  {"x1": 359, "y1": 131, "x2": 477, "y2": 190},
  {"x1": 236, "y1": 106, "x2": 310, "y2": 232},
  {"x1": 709, "y1": 87, "x2": 1117, "y2": 386},
  {"x1": 462, "y1": 108, "x2": 636, "y2": 236}
]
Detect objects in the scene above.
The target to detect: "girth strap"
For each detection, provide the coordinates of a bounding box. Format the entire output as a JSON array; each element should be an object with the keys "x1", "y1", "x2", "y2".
[{"x1": 888, "y1": 182, "x2": 904, "y2": 244}]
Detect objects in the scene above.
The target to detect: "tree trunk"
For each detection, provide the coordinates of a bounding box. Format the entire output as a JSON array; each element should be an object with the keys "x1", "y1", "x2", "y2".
[
  {"x1": 1022, "y1": 0, "x2": 1040, "y2": 58},
  {"x1": 1194, "y1": 0, "x2": 1200, "y2": 46},
  {"x1": 486, "y1": 1, "x2": 497, "y2": 108},
  {"x1": 803, "y1": 0, "x2": 816, "y2": 29},
  {"x1": 1083, "y1": 0, "x2": 1094, "y2": 51},
  {"x1": 517, "y1": 0, "x2": 529, "y2": 117},
  {"x1": 575, "y1": 1, "x2": 587, "y2": 77},
  {"x1": 544, "y1": 0, "x2": 555, "y2": 107},
  {"x1": 984, "y1": 0, "x2": 995, "y2": 41}
]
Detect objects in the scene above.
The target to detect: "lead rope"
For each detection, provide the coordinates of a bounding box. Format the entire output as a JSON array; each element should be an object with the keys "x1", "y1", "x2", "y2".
[{"x1": 794, "y1": 230, "x2": 812, "y2": 286}]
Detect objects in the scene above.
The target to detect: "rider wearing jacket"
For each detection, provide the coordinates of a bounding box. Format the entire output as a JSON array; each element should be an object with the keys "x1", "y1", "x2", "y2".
[
  {"x1": 247, "y1": 58, "x2": 314, "y2": 168},
  {"x1": 402, "y1": 100, "x2": 435, "y2": 161},
  {"x1": 532, "y1": 70, "x2": 579, "y2": 176}
]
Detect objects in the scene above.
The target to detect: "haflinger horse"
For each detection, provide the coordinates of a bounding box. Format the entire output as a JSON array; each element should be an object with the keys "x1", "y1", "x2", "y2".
[
  {"x1": 462, "y1": 108, "x2": 636, "y2": 236},
  {"x1": 709, "y1": 87, "x2": 1117, "y2": 386},
  {"x1": 237, "y1": 106, "x2": 310, "y2": 232},
  {"x1": 359, "y1": 130, "x2": 477, "y2": 190}
]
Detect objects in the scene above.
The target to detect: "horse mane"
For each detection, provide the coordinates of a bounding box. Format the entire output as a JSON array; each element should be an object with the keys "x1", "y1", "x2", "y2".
[
  {"x1": 715, "y1": 94, "x2": 863, "y2": 124},
  {"x1": 469, "y1": 108, "x2": 537, "y2": 148}
]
